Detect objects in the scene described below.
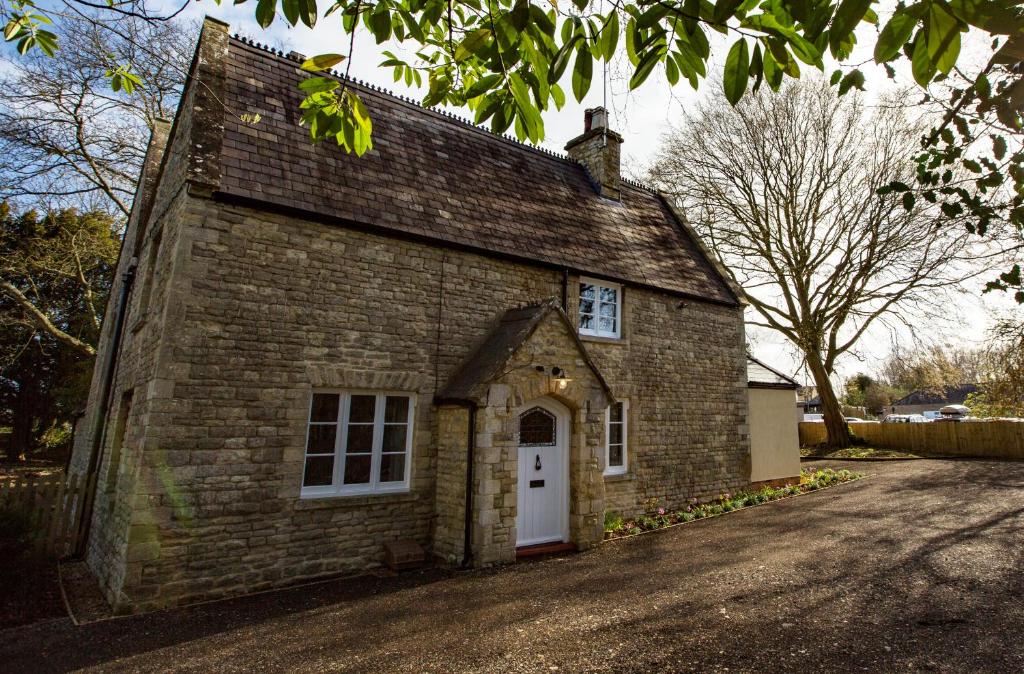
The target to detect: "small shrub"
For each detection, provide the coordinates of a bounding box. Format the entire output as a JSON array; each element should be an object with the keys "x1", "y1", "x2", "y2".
[{"x1": 604, "y1": 511, "x2": 624, "y2": 534}]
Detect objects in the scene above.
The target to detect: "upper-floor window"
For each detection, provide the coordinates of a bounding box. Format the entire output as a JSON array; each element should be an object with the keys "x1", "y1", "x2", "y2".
[
  {"x1": 579, "y1": 278, "x2": 621, "y2": 339},
  {"x1": 605, "y1": 400, "x2": 628, "y2": 475},
  {"x1": 302, "y1": 391, "x2": 414, "y2": 497}
]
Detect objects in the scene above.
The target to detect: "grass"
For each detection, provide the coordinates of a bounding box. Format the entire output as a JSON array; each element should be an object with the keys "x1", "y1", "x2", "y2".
[
  {"x1": 801, "y1": 445, "x2": 923, "y2": 459},
  {"x1": 603, "y1": 468, "x2": 864, "y2": 540}
]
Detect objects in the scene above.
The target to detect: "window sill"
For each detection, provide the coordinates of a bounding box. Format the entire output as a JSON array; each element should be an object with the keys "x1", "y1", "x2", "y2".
[
  {"x1": 603, "y1": 471, "x2": 633, "y2": 483},
  {"x1": 295, "y1": 489, "x2": 418, "y2": 510},
  {"x1": 580, "y1": 333, "x2": 627, "y2": 346}
]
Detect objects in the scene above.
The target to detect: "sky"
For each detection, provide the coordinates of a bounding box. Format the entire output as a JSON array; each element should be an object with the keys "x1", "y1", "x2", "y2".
[{"x1": 25, "y1": 0, "x2": 1023, "y2": 385}]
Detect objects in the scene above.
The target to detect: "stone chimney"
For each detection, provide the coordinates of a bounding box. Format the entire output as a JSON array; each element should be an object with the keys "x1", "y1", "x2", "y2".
[{"x1": 564, "y1": 107, "x2": 623, "y2": 201}]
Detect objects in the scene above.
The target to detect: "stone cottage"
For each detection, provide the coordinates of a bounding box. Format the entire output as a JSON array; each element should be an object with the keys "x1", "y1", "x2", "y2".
[{"x1": 68, "y1": 17, "x2": 751, "y2": 612}]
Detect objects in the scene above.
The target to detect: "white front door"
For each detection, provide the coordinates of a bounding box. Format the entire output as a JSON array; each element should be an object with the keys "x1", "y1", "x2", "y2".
[{"x1": 516, "y1": 399, "x2": 569, "y2": 547}]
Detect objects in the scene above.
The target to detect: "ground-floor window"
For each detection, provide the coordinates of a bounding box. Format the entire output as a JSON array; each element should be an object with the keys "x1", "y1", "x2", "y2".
[
  {"x1": 302, "y1": 391, "x2": 414, "y2": 497},
  {"x1": 605, "y1": 400, "x2": 628, "y2": 475}
]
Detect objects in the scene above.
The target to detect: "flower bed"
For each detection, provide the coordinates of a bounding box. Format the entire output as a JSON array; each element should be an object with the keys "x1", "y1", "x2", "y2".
[{"x1": 603, "y1": 468, "x2": 864, "y2": 540}]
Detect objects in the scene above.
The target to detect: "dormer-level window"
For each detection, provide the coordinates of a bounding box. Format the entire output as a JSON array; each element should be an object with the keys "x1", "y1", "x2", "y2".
[{"x1": 579, "y1": 278, "x2": 621, "y2": 339}]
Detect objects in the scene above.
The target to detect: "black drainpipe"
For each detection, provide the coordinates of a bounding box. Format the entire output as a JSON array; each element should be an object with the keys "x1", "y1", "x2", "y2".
[
  {"x1": 461, "y1": 403, "x2": 477, "y2": 568},
  {"x1": 75, "y1": 259, "x2": 137, "y2": 557}
]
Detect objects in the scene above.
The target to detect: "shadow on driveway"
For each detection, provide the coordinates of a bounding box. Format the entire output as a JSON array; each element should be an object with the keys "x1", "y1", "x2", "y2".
[{"x1": 2, "y1": 459, "x2": 1022, "y2": 673}]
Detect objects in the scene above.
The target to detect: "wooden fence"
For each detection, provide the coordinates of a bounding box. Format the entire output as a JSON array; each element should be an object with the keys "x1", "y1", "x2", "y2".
[
  {"x1": 799, "y1": 421, "x2": 1024, "y2": 460},
  {"x1": 0, "y1": 472, "x2": 89, "y2": 557}
]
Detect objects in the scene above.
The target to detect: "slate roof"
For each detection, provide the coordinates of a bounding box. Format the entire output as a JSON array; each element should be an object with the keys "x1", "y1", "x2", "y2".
[
  {"x1": 216, "y1": 37, "x2": 737, "y2": 304},
  {"x1": 893, "y1": 384, "x2": 978, "y2": 406},
  {"x1": 746, "y1": 356, "x2": 799, "y2": 389},
  {"x1": 435, "y1": 300, "x2": 613, "y2": 404}
]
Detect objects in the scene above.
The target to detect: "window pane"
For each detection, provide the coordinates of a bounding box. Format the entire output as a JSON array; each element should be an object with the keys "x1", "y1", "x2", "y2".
[
  {"x1": 310, "y1": 393, "x2": 339, "y2": 423},
  {"x1": 306, "y1": 425, "x2": 336, "y2": 454},
  {"x1": 580, "y1": 313, "x2": 594, "y2": 330},
  {"x1": 349, "y1": 395, "x2": 376, "y2": 423},
  {"x1": 600, "y1": 286, "x2": 618, "y2": 303},
  {"x1": 519, "y1": 408, "x2": 556, "y2": 445},
  {"x1": 384, "y1": 396, "x2": 409, "y2": 423},
  {"x1": 382, "y1": 424, "x2": 408, "y2": 453},
  {"x1": 599, "y1": 316, "x2": 616, "y2": 333},
  {"x1": 599, "y1": 301, "x2": 616, "y2": 317},
  {"x1": 346, "y1": 424, "x2": 374, "y2": 454},
  {"x1": 343, "y1": 455, "x2": 372, "y2": 484},
  {"x1": 579, "y1": 298, "x2": 594, "y2": 315},
  {"x1": 610, "y1": 402, "x2": 623, "y2": 423},
  {"x1": 608, "y1": 444, "x2": 623, "y2": 467},
  {"x1": 580, "y1": 283, "x2": 595, "y2": 300},
  {"x1": 303, "y1": 455, "x2": 334, "y2": 486},
  {"x1": 379, "y1": 454, "x2": 406, "y2": 483},
  {"x1": 609, "y1": 423, "x2": 623, "y2": 445}
]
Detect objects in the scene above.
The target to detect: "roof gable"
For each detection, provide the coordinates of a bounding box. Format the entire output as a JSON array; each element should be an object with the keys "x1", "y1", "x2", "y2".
[
  {"x1": 214, "y1": 36, "x2": 737, "y2": 304},
  {"x1": 436, "y1": 300, "x2": 613, "y2": 405},
  {"x1": 746, "y1": 356, "x2": 799, "y2": 389}
]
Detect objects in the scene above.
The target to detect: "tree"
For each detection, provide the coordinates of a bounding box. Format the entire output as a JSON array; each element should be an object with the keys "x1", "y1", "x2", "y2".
[
  {"x1": 646, "y1": 79, "x2": 988, "y2": 448},
  {"x1": 0, "y1": 204, "x2": 119, "y2": 460},
  {"x1": 877, "y1": 342, "x2": 985, "y2": 392},
  {"x1": 843, "y1": 373, "x2": 901, "y2": 416},
  {"x1": 0, "y1": 11, "x2": 193, "y2": 215},
  {"x1": 2, "y1": 1, "x2": 1020, "y2": 156},
  {"x1": 904, "y1": 46, "x2": 1024, "y2": 304},
  {"x1": 964, "y1": 319, "x2": 1024, "y2": 417}
]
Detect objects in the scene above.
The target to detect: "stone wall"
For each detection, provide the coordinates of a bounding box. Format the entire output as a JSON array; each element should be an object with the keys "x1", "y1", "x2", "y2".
[{"x1": 84, "y1": 192, "x2": 747, "y2": 611}]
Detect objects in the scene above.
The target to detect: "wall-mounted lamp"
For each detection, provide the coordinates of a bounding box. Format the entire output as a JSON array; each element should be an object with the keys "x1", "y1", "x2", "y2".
[{"x1": 551, "y1": 366, "x2": 573, "y2": 390}]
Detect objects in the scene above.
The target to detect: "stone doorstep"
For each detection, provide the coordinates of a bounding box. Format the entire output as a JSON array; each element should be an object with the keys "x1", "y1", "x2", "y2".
[{"x1": 514, "y1": 541, "x2": 577, "y2": 559}]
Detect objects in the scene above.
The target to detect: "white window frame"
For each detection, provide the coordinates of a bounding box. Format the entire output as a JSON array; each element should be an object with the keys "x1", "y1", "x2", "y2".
[
  {"x1": 301, "y1": 390, "x2": 415, "y2": 498},
  {"x1": 579, "y1": 277, "x2": 622, "y2": 339},
  {"x1": 604, "y1": 399, "x2": 628, "y2": 476}
]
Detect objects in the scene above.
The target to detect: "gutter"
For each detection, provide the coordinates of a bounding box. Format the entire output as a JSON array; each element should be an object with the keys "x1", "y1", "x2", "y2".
[
  {"x1": 461, "y1": 403, "x2": 478, "y2": 568},
  {"x1": 75, "y1": 258, "x2": 137, "y2": 558}
]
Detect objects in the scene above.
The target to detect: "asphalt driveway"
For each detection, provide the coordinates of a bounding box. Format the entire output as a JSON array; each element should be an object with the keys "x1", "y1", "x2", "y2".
[{"x1": 2, "y1": 458, "x2": 1023, "y2": 673}]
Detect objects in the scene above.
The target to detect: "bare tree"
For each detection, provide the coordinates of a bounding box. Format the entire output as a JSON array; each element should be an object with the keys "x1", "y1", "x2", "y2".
[
  {"x1": 648, "y1": 79, "x2": 993, "y2": 448},
  {"x1": 0, "y1": 12, "x2": 194, "y2": 216}
]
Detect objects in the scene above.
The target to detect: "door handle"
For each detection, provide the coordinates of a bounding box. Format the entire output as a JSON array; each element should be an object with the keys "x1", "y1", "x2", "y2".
[{"x1": 535, "y1": 454, "x2": 542, "y2": 470}]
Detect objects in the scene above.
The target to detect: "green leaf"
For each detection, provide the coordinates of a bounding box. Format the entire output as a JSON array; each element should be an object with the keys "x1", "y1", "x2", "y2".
[
  {"x1": 723, "y1": 39, "x2": 749, "y2": 105},
  {"x1": 927, "y1": 4, "x2": 962, "y2": 74},
  {"x1": 911, "y1": 32, "x2": 936, "y2": 85},
  {"x1": 550, "y1": 35, "x2": 582, "y2": 82},
  {"x1": 302, "y1": 53, "x2": 346, "y2": 71},
  {"x1": 992, "y1": 135, "x2": 1007, "y2": 160},
  {"x1": 963, "y1": 159, "x2": 982, "y2": 172},
  {"x1": 550, "y1": 83, "x2": 566, "y2": 110},
  {"x1": 837, "y1": 68, "x2": 865, "y2": 95},
  {"x1": 455, "y1": 28, "x2": 491, "y2": 62},
  {"x1": 572, "y1": 44, "x2": 592, "y2": 102},
  {"x1": 829, "y1": 0, "x2": 872, "y2": 53},
  {"x1": 297, "y1": 0, "x2": 317, "y2": 28},
  {"x1": 298, "y1": 76, "x2": 339, "y2": 93},
  {"x1": 370, "y1": 7, "x2": 392, "y2": 43},
  {"x1": 629, "y1": 45, "x2": 663, "y2": 89},
  {"x1": 902, "y1": 192, "x2": 915, "y2": 210},
  {"x1": 874, "y1": 9, "x2": 918, "y2": 62},
  {"x1": 282, "y1": 0, "x2": 299, "y2": 25},
  {"x1": 713, "y1": 0, "x2": 744, "y2": 24},
  {"x1": 749, "y1": 42, "x2": 763, "y2": 92},
  {"x1": 465, "y1": 74, "x2": 502, "y2": 99},
  {"x1": 256, "y1": 0, "x2": 276, "y2": 28},
  {"x1": 665, "y1": 52, "x2": 679, "y2": 85},
  {"x1": 601, "y1": 10, "x2": 620, "y2": 61}
]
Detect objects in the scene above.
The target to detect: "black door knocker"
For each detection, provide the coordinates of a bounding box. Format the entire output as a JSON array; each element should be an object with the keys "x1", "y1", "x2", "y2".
[{"x1": 535, "y1": 454, "x2": 542, "y2": 470}]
